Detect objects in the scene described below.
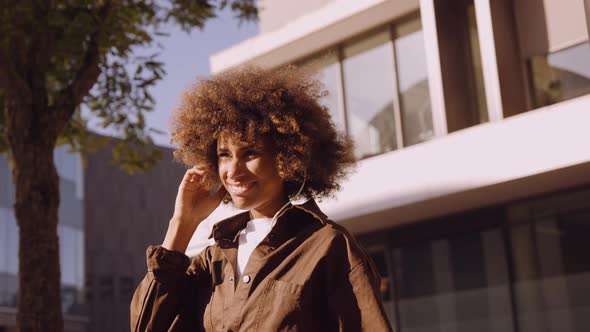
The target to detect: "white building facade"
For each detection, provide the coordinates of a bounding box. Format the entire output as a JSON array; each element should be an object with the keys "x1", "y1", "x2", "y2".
[{"x1": 203, "y1": 1, "x2": 590, "y2": 331}]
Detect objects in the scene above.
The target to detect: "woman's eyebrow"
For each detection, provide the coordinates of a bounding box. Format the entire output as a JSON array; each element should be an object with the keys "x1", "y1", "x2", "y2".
[
  {"x1": 216, "y1": 145, "x2": 258, "y2": 153},
  {"x1": 216, "y1": 147, "x2": 229, "y2": 153}
]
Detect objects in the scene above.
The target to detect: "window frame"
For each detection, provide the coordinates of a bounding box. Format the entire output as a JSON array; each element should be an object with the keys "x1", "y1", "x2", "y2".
[{"x1": 295, "y1": 11, "x2": 433, "y2": 160}]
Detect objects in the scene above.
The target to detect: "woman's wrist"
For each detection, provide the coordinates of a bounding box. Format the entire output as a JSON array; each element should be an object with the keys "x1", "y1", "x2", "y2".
[
  {"x1": 162, "y1": 217, "x2": 201, "y2": 253},
  {"x1": 171, "y1": 212, "x2": 206, "y2": 227}
]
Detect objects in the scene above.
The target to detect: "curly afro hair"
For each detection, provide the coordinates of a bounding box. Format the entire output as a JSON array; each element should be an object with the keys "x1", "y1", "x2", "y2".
[{"x1": 169, "y1": 65, "x2": 356, "y2": 201}]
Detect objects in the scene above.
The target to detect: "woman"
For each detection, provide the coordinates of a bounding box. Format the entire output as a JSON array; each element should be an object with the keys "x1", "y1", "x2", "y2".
[{"x1": 130, "y1": 66, "x2": 392, "y2": 331}]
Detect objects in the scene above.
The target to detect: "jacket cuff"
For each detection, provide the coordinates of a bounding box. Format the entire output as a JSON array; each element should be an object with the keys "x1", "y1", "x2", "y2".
[{"x1": 146, "y1": 245, "x2": 191, "y2": 273}]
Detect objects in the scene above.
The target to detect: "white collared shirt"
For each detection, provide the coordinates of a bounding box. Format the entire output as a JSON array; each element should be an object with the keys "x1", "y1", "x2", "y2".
[{"x1": 236, "y1": 217, "x2": 273, "y2": 278}]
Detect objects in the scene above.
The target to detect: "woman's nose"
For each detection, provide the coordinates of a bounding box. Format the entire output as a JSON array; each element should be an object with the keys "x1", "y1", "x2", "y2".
[{"x1": 226, "y1": 158, "x2": 243, "y2": 179}]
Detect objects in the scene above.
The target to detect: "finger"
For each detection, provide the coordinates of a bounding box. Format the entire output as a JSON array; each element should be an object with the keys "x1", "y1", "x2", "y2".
[
  {"x1": 182, "y1": 172, "x2": 195, "y2": 184},
  {"x1": 181, "y1": 170, "x2": 204, "y2": 189},
  {"x1": 187, "y1": 165, "x2": 206, "y2": 173},
  {"x1": 186, "y1": 165, "x2": 207, "y2": 177},
  {"x1": 191, "y1": 165, "x2": 207, "y2": 173},
  {"x1": 181, "y1": 170, "x2": 193, "y2": 184}
]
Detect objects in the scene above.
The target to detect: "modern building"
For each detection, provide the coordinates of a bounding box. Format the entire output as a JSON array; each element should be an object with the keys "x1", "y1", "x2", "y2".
[
  {"x1": 83, "y1": 141, "x2": 184, "y2": 332},
  {"x1": 0, "y1": 141, "x2": 185, "y2": 332},
  {"x1": 204, "y1": 0, "x2": 590, "y2": 331}
]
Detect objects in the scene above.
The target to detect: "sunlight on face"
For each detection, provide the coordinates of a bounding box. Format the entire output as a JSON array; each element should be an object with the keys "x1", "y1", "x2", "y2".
[{"x1": 217, "y1": 134, "x2": 287, "y2": 219}]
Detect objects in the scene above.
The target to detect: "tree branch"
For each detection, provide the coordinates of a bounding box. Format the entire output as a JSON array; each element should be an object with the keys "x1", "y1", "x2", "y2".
[
  {"x1": 62, "y1": 40, "x2": 101, "y2": 111},
  {"x1": 54, "y1": 2, "x2": 113, "y2": 122}
]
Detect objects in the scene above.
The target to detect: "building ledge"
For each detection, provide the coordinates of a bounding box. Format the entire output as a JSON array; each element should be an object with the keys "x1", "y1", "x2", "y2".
[
  {"x1": 318, "y1": 95, "x2": 590, "y2": 232},
  {"x1": 210, "y1": 0, "x2": 419, "y2": 73}
]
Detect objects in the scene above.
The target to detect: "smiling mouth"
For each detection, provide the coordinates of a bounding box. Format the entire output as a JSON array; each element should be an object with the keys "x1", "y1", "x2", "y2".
[{"x1": 227, "y1": 182, "x2": 256, "y2": 196}]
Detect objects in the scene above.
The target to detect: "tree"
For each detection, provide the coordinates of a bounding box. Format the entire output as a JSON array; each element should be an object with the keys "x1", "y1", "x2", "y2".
[{"x1": 0, "y1": 1, "x2": 256, "y2": 331}]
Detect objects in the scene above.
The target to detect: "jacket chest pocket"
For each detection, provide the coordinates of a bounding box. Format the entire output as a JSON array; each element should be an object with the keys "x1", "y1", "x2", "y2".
[{"x1": 254, "y1": 279, "x2": 304, "y2": 331}]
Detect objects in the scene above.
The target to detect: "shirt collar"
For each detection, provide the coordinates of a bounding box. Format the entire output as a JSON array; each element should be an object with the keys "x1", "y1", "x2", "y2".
[{"x1": 208, "y1": 198, "x2": 328, "y2": 243}]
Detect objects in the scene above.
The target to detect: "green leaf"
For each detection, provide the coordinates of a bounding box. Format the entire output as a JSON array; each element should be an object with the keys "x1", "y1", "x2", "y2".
[{"x1": 3, "y1": 0, "x2": 257, "y2": 171}]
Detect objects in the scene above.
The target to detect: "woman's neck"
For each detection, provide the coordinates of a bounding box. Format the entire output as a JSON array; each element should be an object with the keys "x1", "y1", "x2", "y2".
[{"x1": 249, "y1": 195, "x2": 290, "y2": 219}]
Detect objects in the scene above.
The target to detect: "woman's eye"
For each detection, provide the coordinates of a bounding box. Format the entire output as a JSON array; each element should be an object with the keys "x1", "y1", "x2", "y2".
[
  {"x1": 244, "y1": 150, "x2": 258, "y2": 158},
  {"x1": 217, "y1": 152, "x2": 230, "y2": 158}
]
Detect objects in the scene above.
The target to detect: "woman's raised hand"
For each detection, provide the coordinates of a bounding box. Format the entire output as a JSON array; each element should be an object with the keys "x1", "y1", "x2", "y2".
[
  {"x1": 163, "y1": 166, "x2": 225, "y2": 253},
  {"x1": 173, "y1": 166, "x2": 225, "y2": 224}
]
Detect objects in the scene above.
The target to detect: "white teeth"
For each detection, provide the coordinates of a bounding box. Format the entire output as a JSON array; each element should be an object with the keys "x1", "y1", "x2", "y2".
[{"x1": 228, "y1": 182, "x2": 255, "y2": 195}]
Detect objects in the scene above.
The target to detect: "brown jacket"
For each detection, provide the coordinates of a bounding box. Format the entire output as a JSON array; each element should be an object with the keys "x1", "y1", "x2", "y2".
[{"x1": 130, "y1": 200, "x2": 393, "y2": 332}]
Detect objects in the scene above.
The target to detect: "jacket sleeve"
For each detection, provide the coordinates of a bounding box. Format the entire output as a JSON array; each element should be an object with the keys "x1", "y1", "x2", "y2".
[
  {"x1": 130, "y1": 245, "x2": 210, "y2": 332},
  {"x1": 328, "y1": 261, "x2": 394, "y2": 332},
  {"x1": 325, "y1": 229, "x2": 394, "y2": 332}
]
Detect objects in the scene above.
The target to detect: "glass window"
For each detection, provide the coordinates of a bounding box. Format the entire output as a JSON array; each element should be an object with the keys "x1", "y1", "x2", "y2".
[
  {"x1": 119, "y1": 276, "x2": 135, "y2": 303},
  {"x1": 62, "y1": 285, "x2": 85, "y2": 315},
  {"x1": 357, "y1": 187, "x2": 590, "y2": 332},
  {"x1": 394, "y1": 18, "x2": 434, "y2": 146},
  {"x1": 99, "y1": 276, "x2": 114, "y2": 302},
  {"x1": 54, "y1": 145, "x2": 76, "y2": 183},
  {"x1": 0, "y1": 208, "x2": 8, "y2": 273},
  {"x1": 0, "y1": 273, "x2": 17, "y2": 307},
  {"x1": 59, "y1": 178, "x2": 83, "y2": 228},
  {"x1": 58, "y1": 224, "x2": 87, "y2": 314},
  {"x1": 0, "y1": 208, "x2": 19, "y2": 275},
  {"x1": 466, "y1": 4, "x2": 488, "y2": 124},
  {"x1": 393, "y1": 241, "x2": 439, "y2": 331},
  {"x1": 0, "y1": 156, "x2": 14, "y2": 208},
  {"x1": 529, "y1": 42, "x2": 590, "y2": 108},
  {"x1": 0, "y1": 207, "x2": 18, "y2": 308},
  {"x1": 392, "y1": 228, "x2": 514, "y2": 332},
  {"x1": 59, "y1": 225, "x2": 84, "y2": 288},
  {"x1": 85, "y1": 275, "x2": 94, "y2": 303},
  {"x1": 509, "y1": 188, "x2": 590, "y2": 332},
  {"x1": 294, "y1": 14, "x2": 436, "y2": 157},
  {"x1": 301, "y1": 51, "x2": 346, "y2": 132},
  {"x1": 343, "y1": 29, "x2": 398, "y2": 159}
]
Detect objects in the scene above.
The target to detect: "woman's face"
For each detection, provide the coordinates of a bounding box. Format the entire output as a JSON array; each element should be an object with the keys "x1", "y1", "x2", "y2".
[{"x1": 217, "y1": 134, "x2": 287, "y2": 219}]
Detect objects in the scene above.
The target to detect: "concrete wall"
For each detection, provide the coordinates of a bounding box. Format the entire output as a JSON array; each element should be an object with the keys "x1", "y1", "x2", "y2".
[
  {"x1": 515, "y1": 0, "x2": 589, "y2": 57},
  {"x1": 258, "y1": 0, "x2": 334, "y2": 33},
  {"x1": 83, "y1": 141, "x2": 185, "y2": 332}
]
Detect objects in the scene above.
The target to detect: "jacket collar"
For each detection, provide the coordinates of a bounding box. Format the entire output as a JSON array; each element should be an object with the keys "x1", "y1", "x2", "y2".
[{"x1": 208, "y1": 198, "x2": 328, "y2": 243}]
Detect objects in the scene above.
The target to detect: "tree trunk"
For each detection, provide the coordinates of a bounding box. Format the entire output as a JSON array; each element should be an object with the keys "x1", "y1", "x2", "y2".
[{"x1": 5, "y1": 97, "x2": 64, "y2": 332}]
